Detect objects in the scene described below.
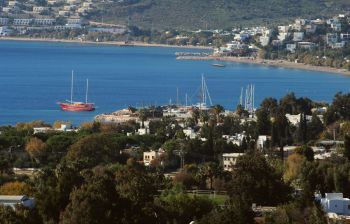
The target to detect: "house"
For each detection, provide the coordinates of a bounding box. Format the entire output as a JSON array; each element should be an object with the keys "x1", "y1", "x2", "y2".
[
  {"x1": 58, "y1": 10, "x2": 70, "y2": 17},
  {"x1": 222, "y1": 133, "x2": 246, "y2": 146},
  {"x1": 331, "y1": 23, "x2": 342, "y2": 32},
  {"x1": 305, "y1": 24, "x2": 317, "y2": 34},
  {"x1": 0, "y1": 18, "x2": 9, "y2": 25},
  {"x1": 259, "y1": 36, "x2": 270, "y2": 46},
  {"x1": 278, "y1": 25, "x2": 290, "y2": 33},
  {"x1": 66, "y1": 0, "x2": 80, "y2": 4},
  {"x1": 0, "y1": 26, "x2": 13, "y2": 36},
  {"x1": 278, "y1": 32, "x2": 290, "y2": 41},
  {"x1": 295, "y1": 19, "x2": 309, "y2": 26},
  {"x1": 320, "y1": 193, "x2": 350, "y2": 216},
  {"x1": 143, "y1": 149, "x2": 164, "y2": 166},
  {"x1": 33, "y1": 124, "x2": 77, "y2": 134},
  {"x1": 82, "y1": 2, "x2": 93, "y2": 7},
  {"x1": 293, "y1": 32, "x2": 304, "y2": 41},
  {"x1": 67, "y1": 17, "x2": 83, "y2": 25},
  {"x1": 340, "y1": 33, "x2": 350, "y2": 41},
  {"x1": 34, "y1": 18, "x2": 56, "y2": 26},
  {"x1": 286, "y1": 43, "x2": 297, "y2": 53},
  {"x1": 64, "y1": 5, "x2": 77, "y2": 11},
  {"x1": 13, "y1": 19, "x2": 32, "y2": 26},
  {"x1": 221, "y1": 153, "x2": 245, "y2": 171},
  {"x1": 285, "y1": 113, "x2": 312, "y2": 126},
  {"x1": 0, "y1": 195, "x2": 35, "y2": 210},
  {"x1": 33, "y1": 6, "x2": 49, "y2": 13},
  {"x1": 8, "y1": 1, "x2": 19, "y2": 6},
  {"x1": 331, "y1": 41, "x2": 346, "y2": 49},
  {"x1": 297, "y1": 41, "x2": 316, "y2": 50},
  {"x1": 65, "y1": 23, "x2": 82, "y2": 29},
  {"x1": 327, "y1": 33, "x2": 338, "y2": 45}
]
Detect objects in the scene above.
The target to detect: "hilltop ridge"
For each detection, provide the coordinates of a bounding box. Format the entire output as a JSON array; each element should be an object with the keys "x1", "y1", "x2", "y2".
[{"x1": 90, "y1": 0, "x2": 350, "y2": 29}]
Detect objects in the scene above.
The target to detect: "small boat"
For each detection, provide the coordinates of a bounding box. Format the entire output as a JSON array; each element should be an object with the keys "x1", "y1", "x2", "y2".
[
  {"x1": 58, "y1": 71, "x2": 95, "y2": 112},
  {"x1": 212, "y1": 63, "x2": 226, "y2": 67}
]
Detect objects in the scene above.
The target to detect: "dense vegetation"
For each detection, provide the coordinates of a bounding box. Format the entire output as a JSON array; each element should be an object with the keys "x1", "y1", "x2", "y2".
[
  {"x1": 89, "y1": 0, "x2": 350, "y2": 29},
  {"x1": 2, "y1": 92, "x2": 350, "y2": 223}
]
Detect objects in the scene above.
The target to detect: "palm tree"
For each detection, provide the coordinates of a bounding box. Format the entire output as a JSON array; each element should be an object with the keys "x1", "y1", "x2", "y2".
[
  {"x1": 211, "y1": 104, "x2": 224, "y2": 123},
  {"x1": 138, "y1": 108, "x2": 148, "y2": 128}
]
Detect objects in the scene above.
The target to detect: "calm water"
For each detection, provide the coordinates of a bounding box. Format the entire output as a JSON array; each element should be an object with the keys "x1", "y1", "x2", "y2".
[{"x1": 1, "y1": 40, "x2": 350, "y2": 125}]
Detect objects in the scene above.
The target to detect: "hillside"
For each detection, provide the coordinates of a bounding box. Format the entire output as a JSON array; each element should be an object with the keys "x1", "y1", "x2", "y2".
[{"x1": 89, "y1": 0, "x2": 350, "y2": 30}]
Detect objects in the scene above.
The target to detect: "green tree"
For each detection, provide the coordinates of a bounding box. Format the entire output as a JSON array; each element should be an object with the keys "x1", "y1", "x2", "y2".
[
  {"x1": 256, "y1": 108, "x2": 271, "y2": 135},
  {"x1": 155, "y1": 184, "x2": 214, "y2": 224},
  {"x1": 65, "y1": 133, "x2": 120, "y2": 169},
  {"x1": 271, "y1": 110, "x2": 292, "y2": 160},
  {"x1": 138, "y1": 108, "x2": 149, "y2": 128},
  {"x1": 60, "y1": 167, "x2": 129, "y2": 224},
  {"x1": 344, "y1": 135, "x2": 350, "y2": 160},
  {"x1": 199, "y1": 196, "x2": 254, "y2": 224},
  {"x1": 228, "y1": 152, "x2": 291, "y2": 206}
]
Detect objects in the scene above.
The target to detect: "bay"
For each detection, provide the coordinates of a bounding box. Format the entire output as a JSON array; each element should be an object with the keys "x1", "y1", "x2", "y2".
[{"x1": 0, "y1": 40, "x2": 350, "y2": 125}]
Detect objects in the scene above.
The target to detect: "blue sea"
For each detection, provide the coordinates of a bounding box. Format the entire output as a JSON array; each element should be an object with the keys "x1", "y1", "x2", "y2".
[{"x1": 0, "y1": 40, "x2": 350, "y2": 125}]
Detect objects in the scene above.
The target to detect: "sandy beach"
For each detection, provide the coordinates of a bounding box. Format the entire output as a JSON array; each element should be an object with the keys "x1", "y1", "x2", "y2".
[
  {"x1": 177, "y1": 55, "x2": 350, "y2": 76},
  {"x1": 0, "y1": 36, "x2": 212, "y2": 49}
]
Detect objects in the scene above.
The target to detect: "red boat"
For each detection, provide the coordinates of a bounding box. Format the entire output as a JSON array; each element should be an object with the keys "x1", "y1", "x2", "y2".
[
  {"x1": 59, "y1": 102, "x2": 95, "y2": 111},
  {"x1": 59, "y1": 71, "x2": 95, "y2": 112}
]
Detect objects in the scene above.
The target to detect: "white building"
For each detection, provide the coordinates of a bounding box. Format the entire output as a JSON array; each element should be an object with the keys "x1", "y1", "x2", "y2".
[
  {"x1": 0, "y1": 26, "x2": 13, "y2": 36},
  {"x1": 183, "y1": 128, "x2": 197, "y2": 139},
  {"x1": 257, "y1": 135, "x2": 271, "y2": 150},
  {"x1": 332, "y1": 41, "x2": 346, "y2": 49},
  {"x1": 0, "y1": 195, "x2": 35, "y2": 210},
  {"x1": 34, "y1": 18, "x2": 56, "y2": 25},
  {"x1": 340, "y1": 33, "x2": 350, "y2": 41},
  {"x1": 259, "y1": 36, "x2": 270, "y2": 47},
  {"x1": 221, "y1": 153, "x2": 245, "y2": 171},
  {"x1": 326, "y1": 33, "x2": 338, "y2": 45},
  {"x1": 0, "y1": 18, "x2": 9, "y2": 25},
  {"x1": 33, "y1": 6, "x2": 49, "y2": 13},
  {"x1": 305, "y1": 24, "x2": 317, "y2": 34},
  {"x1": 137, "y1": 128, "x2": 149, "y2": 135},
  {"x1": 293, "y1": 32, "x2": 304, "y2": 42},
  {"x1": 278, "y1": 25, "x2": 290, "y2": 33},
  {"x1": 320, "y1": 193, "x2": 350, "y2": 216},
  {"x1": 222, "y1": 133, "x2": 246, "y2": 146},
  {"x1": 278, "y1": 32, "x2": 290, "y2": 41},
  {"x1": 298, "y1": 41, "x2": 316, "y2": 50},
  {"x1": 286, "y1": 43, "x2": 297, "y2": 53},
  {"x1": 58, "y1": 10, "x2": 70, "y2": 17},
  {"x1": 143, "y1": 149, "x2": 164, "y2": 166},
  {"x1": 331, "y1": 22, "x2": 342, "y2": 32},
  {"x1": 285, "y1": 113, "x2": 312, "y2": 126},
  {"x1": 13, "y1": 19, "x2": 32, "y2": 26}
]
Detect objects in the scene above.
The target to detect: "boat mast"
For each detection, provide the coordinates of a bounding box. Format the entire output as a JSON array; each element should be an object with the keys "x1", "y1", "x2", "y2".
[
  {"x1": 85, "y1": 79, "x2": 89, "y2": 103},
  {"x1": 201, "y1": 74, "x2": 206, "y2": 108},
  {"x1": 71, "y1": 70, "x2": 74, "y2": 104}
]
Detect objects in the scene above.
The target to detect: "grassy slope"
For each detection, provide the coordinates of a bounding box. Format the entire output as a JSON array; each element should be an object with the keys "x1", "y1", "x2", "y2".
[{"x1": 92, "y1": 0, "x2": 350, "y2": 29}]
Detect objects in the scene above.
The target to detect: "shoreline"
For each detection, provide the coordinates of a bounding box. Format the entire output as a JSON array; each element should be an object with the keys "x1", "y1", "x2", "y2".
[
  {"x1": 2, "y1": 36, "x2": 349, "y2": 76},
  {"x1": 177, "y1": 56, "x2": 350, "y2": 76},
  {"x1": 0, "y1": 36, "x2": 212, "y2": 50}
]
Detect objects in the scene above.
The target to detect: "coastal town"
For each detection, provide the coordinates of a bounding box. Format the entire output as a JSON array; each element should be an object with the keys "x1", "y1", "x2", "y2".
[
  {"x1": 1, "y1": 0, "x2": 350, "y2": 74},
  {"x1": 2, "y1": 1, "x2": 350, "y2": 223}
]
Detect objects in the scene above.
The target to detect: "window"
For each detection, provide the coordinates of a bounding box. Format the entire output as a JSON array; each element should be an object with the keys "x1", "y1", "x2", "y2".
[{"x1": 348, "y1": 205, "x2": 350, "y2": 210}]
